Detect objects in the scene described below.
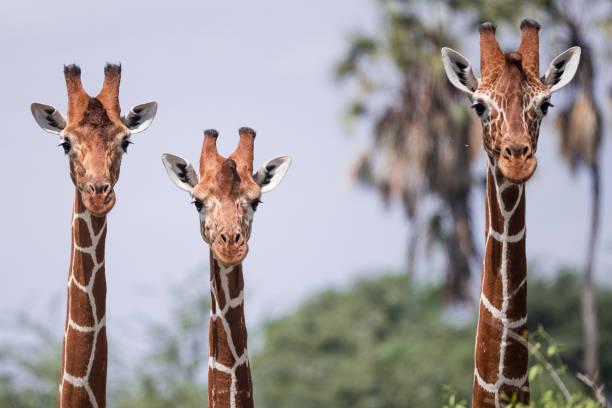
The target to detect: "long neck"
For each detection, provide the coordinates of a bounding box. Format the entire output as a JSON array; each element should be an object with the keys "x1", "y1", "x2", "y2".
[
  {"x1": 58, "y1": 191, "x2": 108, "y2": 408},
  {"x1": 473, "y1": 161, "x2": 529, "y2": 407},
  {"x1": 208, "y1": 252, "x2": 253, "y2": 408}
]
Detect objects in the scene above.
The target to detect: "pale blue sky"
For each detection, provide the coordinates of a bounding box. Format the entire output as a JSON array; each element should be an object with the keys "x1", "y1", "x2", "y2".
[{"x1": 0, "y1": 0, "x2": 610, "y2": 363}]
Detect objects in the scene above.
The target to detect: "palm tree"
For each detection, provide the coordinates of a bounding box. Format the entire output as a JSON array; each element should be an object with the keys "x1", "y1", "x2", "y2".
[
  {"x1": 336, "y1": 0, "x2": 482, "y2": 302},
  {"x1": 553, "y1": 14, "x2": 606, "y2": 379}
]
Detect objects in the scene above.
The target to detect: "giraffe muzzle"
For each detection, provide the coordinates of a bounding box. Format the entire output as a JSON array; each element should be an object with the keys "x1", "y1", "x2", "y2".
[
  {"x1": 498, "y1": 142, "x2": 537, "y2": 184},
  {"x1": 211, "y1": 232, "x2": 249, "y2": 266},
  {"x1": 79, "y1": 183, "x2": 116, "y2": 216}
]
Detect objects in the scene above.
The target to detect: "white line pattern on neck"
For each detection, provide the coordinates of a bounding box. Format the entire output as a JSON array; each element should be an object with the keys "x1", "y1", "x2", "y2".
[
  {"x1": 474, "y1": 161, "x2": 529, "y2": 408},
  {"x1": 58, "y1": 209, "x2": 106, "y2": 408},
  {"x1": 209, "y1": 259, "x2": 249, "y2": 408}
]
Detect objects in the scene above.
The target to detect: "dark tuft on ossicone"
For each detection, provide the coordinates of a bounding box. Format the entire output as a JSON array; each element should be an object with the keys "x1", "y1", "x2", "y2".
[
  {"x1": 104, "y1": 63, "x2": 122, "y2": 77},
  {"x1": 520, "y1": 19, "x2": 540, "y2": 30},
  {"x1": 205, "y1": 129, "x2": 219, "y2": 138},
  {"x1": 238, "y1": 127, "x2": 256, "y2": 137},
  {"x1": 479, "y1": 22, "x2": 497, "y2": 33},
  {"x1": 64, "y1": 64, "x2": 81, "y2": 77}
]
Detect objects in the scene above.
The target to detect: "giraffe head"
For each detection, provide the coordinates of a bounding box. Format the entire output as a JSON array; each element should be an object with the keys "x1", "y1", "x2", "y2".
[
  {"x1": 31, "y1": 64, "x2": 157, "y2": 216},
  {"x1": 442, "y1": 19, "x2": 580, "y2": 183},
  {"x1": 162, "y1": 128, "x2": 291, "y2": 266}
]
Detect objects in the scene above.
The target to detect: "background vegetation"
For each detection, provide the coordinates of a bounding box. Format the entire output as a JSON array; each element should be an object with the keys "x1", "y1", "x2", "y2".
[{"x1": 1, "y1": 271, "x2": 609, "y2": 407}]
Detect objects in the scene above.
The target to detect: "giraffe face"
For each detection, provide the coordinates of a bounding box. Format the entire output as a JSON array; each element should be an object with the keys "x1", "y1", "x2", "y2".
[
  {"x1": 60, "y1": 98, "x2": 129, "y2": 215},
  {"x1": 31, "y1": 64, "x2": 157, "y2": 216},
  {"x1": 192, "y1": 158, "x2": 262, "y2": 265},
  {"x1": 441, "y1": 21, "x2": 581, "y2": 184},
  {"x1": 162, "y1": 129, "x2": 291, "y2": 267},
  {"x1": 471, "y1": 60, "x2": 550, "y2": 183}
]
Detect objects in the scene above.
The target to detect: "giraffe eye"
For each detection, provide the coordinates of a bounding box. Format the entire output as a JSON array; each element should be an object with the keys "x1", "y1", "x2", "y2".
[
  {"x1": 471, "y1": 102, "x2": 486, "y2": 116},
  {"x1": 192, "y1": 199, "x2": 203, "y2": 212},
  {"x1": 540, "y1": 100, "x2": 554, "y2": 115},
  {"x1": 250, "y1": 198, "x2": 262, "y2": 211},
  {"x1": 58, "y1": 139, "x2": 71, "y2": 154},
  {"x1": 121, "y1": 136, "x2": 133, "y2": 153}
]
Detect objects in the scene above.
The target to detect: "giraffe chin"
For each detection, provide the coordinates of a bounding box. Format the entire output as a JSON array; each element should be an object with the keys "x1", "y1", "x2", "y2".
[
  {"x1": 80, "y1": 190, "x2": 116, "y2": 217},
  {"x1": 498, "y1": 158, "x2": 537, "y2": 184},
  {"x1": 211, "y1": 242, "x2": 249, "y2": 267}
]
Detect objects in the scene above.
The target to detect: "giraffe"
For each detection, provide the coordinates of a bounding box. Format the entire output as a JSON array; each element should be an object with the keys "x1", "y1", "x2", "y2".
[
  {"x1": 441, "y1": 20, "x2": 580, "y2": 407},
  {"x1": 31, "y1": 64, "x2": 157, "y2": 407},
  {"x1": 161, "y1": 128, "x2": 291, "y2": 407}
]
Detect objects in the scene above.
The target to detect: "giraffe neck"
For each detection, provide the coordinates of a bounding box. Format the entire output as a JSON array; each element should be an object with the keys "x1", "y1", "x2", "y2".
[
  {"x1": 58, "y1": 190, "x2": 108, "y2": 408},
  {"x1": 473, "y1": 160, "x2": 529, "y2": 408},
  {"x1": 208, "y1": 251, "x2": 253, "y2": 408}
]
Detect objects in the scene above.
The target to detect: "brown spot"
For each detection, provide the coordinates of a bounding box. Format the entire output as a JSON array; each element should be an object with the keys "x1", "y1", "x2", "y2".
[
  {"x1": 91, "y1": 216, "x2": 106, "y2": 237},
  {"x1": 209, "y1": 368, "x2": 233, "y2": 407},
  {"x1": 235, "y1": 363, "x2": 254, "y2": 405},
  {"x1": 225, "y1": 305, "x2": 248, "y2": 357},
  {"x1": 71, "y1": 252, "x2": 94, "y2": 287},
  {"x1": 74, "y1": 218, "x2": 92, "y2": 247},
  {"x1": 210, "y1": 319, "x2": 236, "y2": 367},
  {"x1": 211, "y1": 269, "x2": 228, "y2": 310},
  {"x1": 473, "y1": 381, "x2": 496, "y2": 407},
  {"x1": 89, "y1": 328, "x2": 108, "y2": 408},
  {"x1": 64, "y1": 327, "x2": 94, "y2": 378},
  {"x1": 482, "y1": 237, "x2": 503, "y2": 311},
  {"x1": 502, "y1": 323, "x2": 529, "y2": 379},
  {"x1": 225, "y1": 265, "x2": 245, "y2": 299},
  {"x1": 505, "y1": 280, "x2": 527, "y2": 320},
  {"x1": 92, "y1": 267, "x2": 107, "y2": 322},
  {"x1": 68, "y1": 283, "x2": 95, "y2": 328},
  {"x1": 60, "y1": 381, "x2": 91, "y2": 407},
  {"x1": 505, "y1": 240, "x2": 526, "y2": 285},
  {"x1": 507, "y1": 193, "x2": 525, "y2": 236},
  {"x1": 95, "y1": 234, "x2": 106, "y2": 264},
  {"x1": 500, "y1": 185, "x2": 520, "y2": 213},
  {"x1": 475, "y1": 303, "x2": 502, "y2": 385}
]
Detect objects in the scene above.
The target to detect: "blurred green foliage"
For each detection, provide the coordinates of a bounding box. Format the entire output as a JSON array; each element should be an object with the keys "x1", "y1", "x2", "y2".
[
  {"x1": 252, "y1": 274, "x2": 474, "y2": 407},
  {"x1": 253, "y1": 271, "x2": 611, "y2": 407},
  {"x1": 0, "y1": 270, "x2": 609, "y2": 407}
]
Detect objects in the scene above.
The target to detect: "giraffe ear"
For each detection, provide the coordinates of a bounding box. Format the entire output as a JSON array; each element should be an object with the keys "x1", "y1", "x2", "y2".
[
  {"x1": 542, "y1": 46, "x2": 581, "y2": 93},
  {"x1": 122, "y1": 102, "x2": 158, "y2": 134},
  {"x1": 161, "y1": 153, "x2": 199, "y2": 193},
  {"x1": 254, "y1": 156, "x2": 292, "y2": 193},
  {"x1": 441, "y1": 47, "x2": 479, "y2": 95},
  {"x1": 31, "y1": 103, "x2": 67, "y2": 134}
]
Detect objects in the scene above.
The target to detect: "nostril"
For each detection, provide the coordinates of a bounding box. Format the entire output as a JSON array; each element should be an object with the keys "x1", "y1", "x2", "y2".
[
  {"x1": 504, "y1": 147, "x2": 512, "y2": 157},
  {"x1": 88, "y1": 184, "x2": 96, "y2": 193},
  {"x1": 235, "y1": 233, "x2": 241, "y2": 243},
  {"x1": 220, "y1": 234, "x2": 227, "y2": 244},
  {"x1": 102, "y1": 184, "x2": 110, "y2": 194},
  {"x1": 522, "y1": 146, "x2": 529, "y2": 156}
]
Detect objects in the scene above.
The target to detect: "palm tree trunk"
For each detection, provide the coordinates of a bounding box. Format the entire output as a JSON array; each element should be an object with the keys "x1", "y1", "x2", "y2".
[
  {"x1": 443, "y1": 194, "x2": 474, "y2": 303},
  {"x1": 406, "y1": 223, "x2": 419, "y2": 276},
  {"x1": 582, "y1": 162, "x2": 600, "y2": 376}
]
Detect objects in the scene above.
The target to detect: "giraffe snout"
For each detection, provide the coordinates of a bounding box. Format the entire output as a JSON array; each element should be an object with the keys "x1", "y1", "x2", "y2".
[
  {"x1": 79, "y1": 178, "x2": 116, "y2": 216},
  {"x1": 212, "y1": 228, "x2": 248, "y2": 266},
  {"x1": 498, "y1": 141, "x2": 537, "y2": 184}
]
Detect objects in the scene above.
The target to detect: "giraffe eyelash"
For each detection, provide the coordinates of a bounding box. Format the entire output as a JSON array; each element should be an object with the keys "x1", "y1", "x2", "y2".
[
  {"x1": 471, "y1": 102, "x2": 487, "y2": 116},
  {"x1": 121, "y1": 136, "x2": 133, "y2": 153},
  {"x1": 192, "y1": 199, "x2": 204, "y2": 212},
  {"x1": 540, "y1": 100, "x2": 554, "y2": 115},
  {"x1": 250, "y1": 198, "x2": 262, "y2": 211},
  {"x1": 58, "y1": 139, "x2": 72, "y2": 154}
]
